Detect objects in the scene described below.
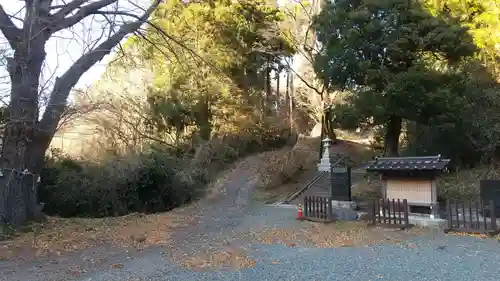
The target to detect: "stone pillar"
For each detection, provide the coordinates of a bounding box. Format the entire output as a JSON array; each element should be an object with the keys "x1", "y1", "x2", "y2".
[
  {"x1": 317, "y1": 137, "x2": 332, "y2": 172},
  {"x1": 430, "y1": 179, "x2": 439, "y2": 219}
]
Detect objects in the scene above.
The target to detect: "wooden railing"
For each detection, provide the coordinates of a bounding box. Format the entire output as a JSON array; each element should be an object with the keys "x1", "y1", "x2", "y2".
[
  {"x1": 368, "y1": 198, "x2": 411, "y2": 229},
  {"x1": 303, "y1": 195, "x2": 334, "y2": 222},
  {"x1": 444, "y1": 199, "x2": 499, "y2": 235}
]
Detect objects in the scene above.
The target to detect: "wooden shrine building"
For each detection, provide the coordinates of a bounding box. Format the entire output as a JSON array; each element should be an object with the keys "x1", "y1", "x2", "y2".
[{"x1": 363, "y1": 155, "x2": 450, "y2": 219}]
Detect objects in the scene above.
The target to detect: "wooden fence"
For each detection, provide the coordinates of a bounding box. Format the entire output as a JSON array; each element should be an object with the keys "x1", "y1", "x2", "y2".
[
  {"x1": 303, "y1": 196, "x2": 334, "y2": 222},
  {"x1": 368, "y1": 198, "x2": 411, "y2": 229},
  {"x1": 444, "y1": 199, "x2": 499, "y2": 235}
]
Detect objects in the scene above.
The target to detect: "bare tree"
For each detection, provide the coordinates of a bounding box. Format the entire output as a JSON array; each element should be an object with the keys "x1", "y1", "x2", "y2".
[
  {"x1": 0, "y1": 0, "x2": 161, "y2": 225},
  {"x1": 281, "y1": 0, "x2": 337, "y2": 151}
]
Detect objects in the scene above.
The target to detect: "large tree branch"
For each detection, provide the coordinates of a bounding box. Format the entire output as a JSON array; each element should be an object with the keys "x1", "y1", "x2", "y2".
[
  {"x1": 0, "y1": 4, "x2": 22, "y2": 49},
  {"x1": 40, "y1": 0, "x2": 162, "y2": 133},
  {"x1": 284, "y1": 59, "x2": 323, "y2": 96},
  {"x1": 50, "y1": 0, "x2": 89, "y2": 16},
  {"x1": 50, "y1": 0, "x2": 116, "y2": 33}
]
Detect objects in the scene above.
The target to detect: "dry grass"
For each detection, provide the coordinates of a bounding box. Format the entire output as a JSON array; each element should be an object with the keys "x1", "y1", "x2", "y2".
[
  {"x1": 181, "y1": 246, "x2": 256, "y2": 272},
  {"x1": 0, "y1": 205, "x2": 199, "y2": 261},
  {"x1": 437, "y1": 165, "x2": 500, "y2": 199},
  {"x1": 333, "y1": 138, "x2": 377, "y2": 165},
  {"x1": 254, "y1": 136, "x2": 320, "y2": 191},
  {"x1": 245, "y1": 221, "x2": 429, "y2": 248},
  {"x1": 335, "y1": 129, "x2": 374, "y2": 144},
  {"x1": 252, "y1": 136, "x2": 375, "y2": 202},
  {"x1": 351, "y1": 177, "x2": 383, "y2": 201}
]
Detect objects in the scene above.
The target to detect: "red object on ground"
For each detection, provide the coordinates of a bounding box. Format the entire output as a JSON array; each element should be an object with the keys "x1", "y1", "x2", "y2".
[{"x1": 296, "y1": 204, "x2": 304, "y2": 220}]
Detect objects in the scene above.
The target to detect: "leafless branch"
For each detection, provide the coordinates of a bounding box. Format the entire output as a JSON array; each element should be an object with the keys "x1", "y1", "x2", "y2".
[
  {"x1": 284, "y1": 55, "x2": 324, "y2": 96},
  {"x1": 40, "y1": 0, "x2": 162, "y2": 133},
  {"x1": 50, "y1": 0, "x2": 89, "y2": 15},
  {"x1": 0, "y1": 4, "x2": 22, "y2": 49},
  {"x1": 50, "y1": 0, "x2": 116, "y2": 33},
  {"x1": 57, "y1": 99, "x2": 102, "y2": 131}
]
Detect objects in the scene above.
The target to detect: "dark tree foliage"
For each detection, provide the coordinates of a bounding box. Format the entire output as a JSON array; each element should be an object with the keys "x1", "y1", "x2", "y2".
[{"x1": 311, "y1": 0, "x2": 499, "y2": 159}]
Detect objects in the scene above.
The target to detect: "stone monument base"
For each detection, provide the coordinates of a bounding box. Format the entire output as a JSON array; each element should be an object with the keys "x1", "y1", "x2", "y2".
[
  {"x1": 331, "y1": 200, "x2": 359, "y2": 221},
  {"x1": 331, "y1": 200, "x2": 358, "y2": 210}
]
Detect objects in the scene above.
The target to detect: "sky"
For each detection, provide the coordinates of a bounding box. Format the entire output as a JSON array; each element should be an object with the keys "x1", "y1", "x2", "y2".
[
  {"x1": 0, "y1": 0, "x2": 309, "y2": 102},
  {"x1": 0, "y1": 0, "x2": 150, "y2": 98}
]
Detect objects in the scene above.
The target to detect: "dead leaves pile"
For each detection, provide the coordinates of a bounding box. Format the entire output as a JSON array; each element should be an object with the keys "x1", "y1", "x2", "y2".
[
  {"x1": 246, "y1": 221, "x2": 429, "y2": 248},
  {"x1": 446, "y1": 231, "x2": 493, "y2": 239},
  {"x1": 181, "y1": 246, "x2": 256, "y2": 272},
  {"x1": 254, "y1": 137, "x2": 320, "y2": 190},
  {"x1": 0, "y1": 206, "x2": 198, "y2": 261}
]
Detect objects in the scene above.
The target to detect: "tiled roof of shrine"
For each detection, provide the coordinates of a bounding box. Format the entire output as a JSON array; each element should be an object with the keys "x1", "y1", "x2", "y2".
[{"x1": 362, "y1": 155, "x2": 450, "y2": 172}]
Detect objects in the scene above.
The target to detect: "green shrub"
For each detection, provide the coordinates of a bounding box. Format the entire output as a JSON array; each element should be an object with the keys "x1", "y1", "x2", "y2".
[
  {"x1": 39, "y1": 151, "x2": 193, "y2": 218},
  {"x1": 39, "y1": 127, "x2": 294, "y2": 218}
]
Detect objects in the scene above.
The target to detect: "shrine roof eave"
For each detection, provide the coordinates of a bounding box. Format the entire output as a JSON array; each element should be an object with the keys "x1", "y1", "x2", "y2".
[{"x1": 362, "y1": 155, "x2": 450, "y2": 172}]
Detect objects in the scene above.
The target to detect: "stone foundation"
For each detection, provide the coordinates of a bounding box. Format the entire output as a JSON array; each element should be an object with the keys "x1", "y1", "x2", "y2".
[
  {"x1": 331, "y1": 200, "x2": 358, "y2": 210},
  {"x1": 408, "y1": 215, "x2": 447, "y2": 228}
]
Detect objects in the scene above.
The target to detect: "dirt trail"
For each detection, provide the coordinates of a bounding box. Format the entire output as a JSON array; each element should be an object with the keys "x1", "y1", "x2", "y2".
[
  {"x1": 0, "y1": 155, "x2": 271, "y2": 281},
  {"x1": 167, "y1": 158, "x2": 262, "y2": 256}
]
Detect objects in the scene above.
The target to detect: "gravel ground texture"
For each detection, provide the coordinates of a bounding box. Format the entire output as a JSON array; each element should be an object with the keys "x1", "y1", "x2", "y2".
[
  {"x1": 2, "y1": 155, "x2": 500, "y2": 281},
  {"x1": 5, "y1": 233, "x2": 500, "y2": 281}
]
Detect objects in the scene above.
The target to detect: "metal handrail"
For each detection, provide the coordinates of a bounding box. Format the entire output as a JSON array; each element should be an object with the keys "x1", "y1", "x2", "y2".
[
  {"x1": 276, "y1": 154, "x2": 357, "y2": 205},
  {"x1": 278, "y1": 172, "x2": 326, "y2": 204}
]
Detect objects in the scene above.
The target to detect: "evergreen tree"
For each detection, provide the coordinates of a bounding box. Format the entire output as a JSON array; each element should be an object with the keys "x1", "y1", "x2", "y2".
[{"x1": 312, "y1": 0, "x2": 477, "y2": 155}]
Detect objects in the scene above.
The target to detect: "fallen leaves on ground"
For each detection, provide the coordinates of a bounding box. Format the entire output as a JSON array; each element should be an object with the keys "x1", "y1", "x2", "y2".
[
  {"x1": 245, "y1": 221, "x2": 429, "y2": 248},
  {"x1": 181, "y1": 246, "x2": 256, "y2": 272},
  {"x1": 446, "y1": 231, "x2": 492, "y2": 239},
  {"x1": 0, "y1": 205, "x2": 199, "y2": 260},
  {"x1": 111, "y1": 263, "x2": 124, "y2": 269}
]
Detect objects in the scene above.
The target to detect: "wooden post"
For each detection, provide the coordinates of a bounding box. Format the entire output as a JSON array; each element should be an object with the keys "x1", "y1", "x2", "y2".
[
  {"x1": 347, "y1": 166, "x2": 352, "y2": 201},
  {"x1": 468, "y1": 200, "x2": 473, "y2": 229},
  {"x1": 391, "y1": 199, "x2": 396, "y2": 225},
  {"x1": 315, "y1": 196, "x2": 319, "y2": 218},
  {"x1": 371, "y1": 200, "x2": 377, "y2": 225},
  {"x1": 475, "y1": 200, "x2": 480, "y2": 229},
  {"x1": 462, "y1": 201, "x2": 466, "y2": 228},
  {"x1": 397, "y1": 199, "x2": 402, "y2": 225},
  {"x1": 304, "y1": 197, "x2": 308, "y2": 218},
  {"x1": 403, "y1": 199, "x2": 409, "y2": 227},
  {"x1": 446, "y1": 199, "x2": 452, "y2": 230},
  {"x1": 490, "y1": 200, "x2": 497, "y2": 232},
  {"x1": 376, "y1": 199, "x2": 381, "y2": 223},
  {"x1": 482, "y1": 200, "x2": 488, "y2": 231},
  {"x1": 328, "y1": 197, "x2": 333, "y2": 221},
  {"x1": 430, "y1": 179, "x2": 439, "y2": 219},
  {"x1": 322, "y1": 197, "x2": 326, "y2": 220},
  {"x1": 382, "y1": 199, "x2": 387, "y2": 224},
  {"x1": 311, "y1": 196, "x2": 315, "y2": 218}
]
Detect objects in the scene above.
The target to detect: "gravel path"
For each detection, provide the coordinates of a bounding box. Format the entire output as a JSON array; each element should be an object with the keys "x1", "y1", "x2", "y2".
[
  {"x1": 85, "y1": 235, "x2": 500, "y2": 281},
  {"x1": 8, "y1": 232, "x2": 500, "y2": 281},
  {"x1": 3, "y1": 158, "x2": 500, "y2": 281}
]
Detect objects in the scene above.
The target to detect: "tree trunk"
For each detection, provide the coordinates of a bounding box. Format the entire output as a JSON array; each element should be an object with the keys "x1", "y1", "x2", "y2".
[
  {"x1": 322, "y1": 96, "x2": 337, "y2": 143},
  {"x1": 323, "y1": 110, "x2": 337, "y2": 143},
  {"x1": 285, "y1": 61, "x2": 294, "y2": 130},
  {"x1": 319, "y1": 114, "x2": 325, "y2": 160},
  {"x1": 384, "y1": 115, "x2": 402, "y2": 156},
  {"x1": 0, "y1": 131, "x2": 49, "y2": 225},
  {"x1": 196, "y1": 95, "x2": 212, "y2": 141},
  {"x1": 276, "y1": 67, "x2": 280, "y2": 114},
  {"x1": 285, "y1": 66, "x2": 290, "y2": 119},
  {"x1": 0, "y1": 0, "x2": 161, "y2": 226},
  {"x1": 319, "y1": 94, "x2": 338, "y2": 159},
  {"x1": 0, "y1": 43, "x2": 48, "y2": 225},
  {"x1": 265, "y1": 60, "x2": 272, "y2": 115}
]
